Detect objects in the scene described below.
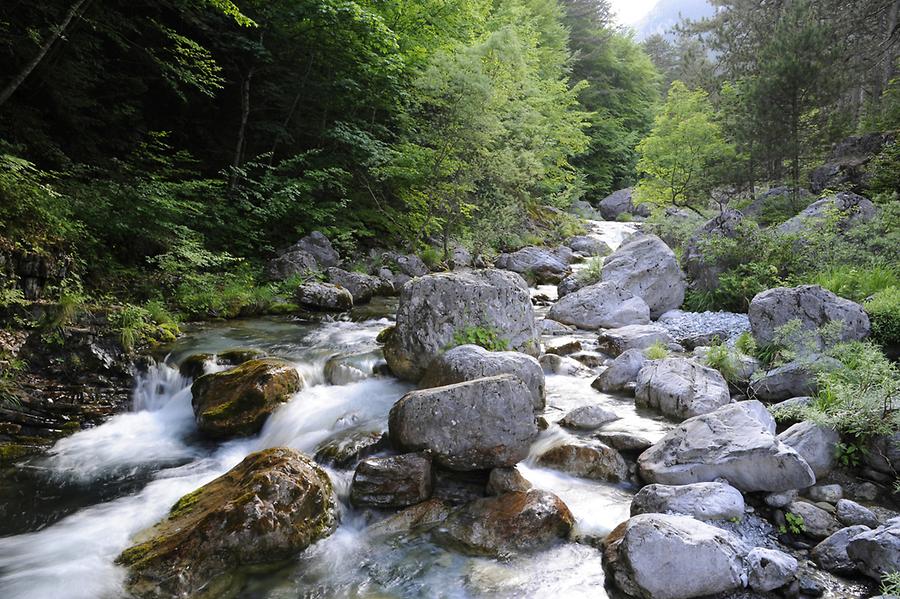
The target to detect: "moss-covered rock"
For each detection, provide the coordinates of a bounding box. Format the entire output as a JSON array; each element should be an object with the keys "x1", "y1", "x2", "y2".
[
  {"x1": 191, "y1": 358, "x2": 301, "y2": 438},
  {"x1": 179, "y1": 348, "x2": 267, "y2": 379},
  {"x1": 117, "y1": 447, "x2": 337, "y2": 599}
]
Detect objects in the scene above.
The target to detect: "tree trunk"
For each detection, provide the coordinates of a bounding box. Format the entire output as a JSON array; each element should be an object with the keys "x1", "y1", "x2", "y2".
[
  {"x1": 0, "y1": 0, "x2": 93, "y2": 109},
  {"x1": 229, "y1": 68, "x2": 253, "y2": 189}
]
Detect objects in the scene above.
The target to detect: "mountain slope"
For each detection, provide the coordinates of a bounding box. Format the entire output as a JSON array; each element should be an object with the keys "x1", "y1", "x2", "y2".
[{"x1": 634, "y1": 0, "x2": 715, "y2": 41}]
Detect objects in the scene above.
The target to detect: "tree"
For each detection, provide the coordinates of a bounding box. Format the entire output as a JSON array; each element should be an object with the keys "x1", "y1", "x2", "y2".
[{"x1": 635, "y1": 80, "x2": 735, "y2": 214}]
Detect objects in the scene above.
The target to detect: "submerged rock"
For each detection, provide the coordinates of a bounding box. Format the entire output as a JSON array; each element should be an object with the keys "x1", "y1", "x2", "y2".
[
  {"x1": 601, "y1": 234, "x2": 686, "y2": 318},
  {"x1": 191, "y1": 358, "x2": 301, "y2": 438},
  {"x1": 349, "y1": 453, "x2": 433, "y2": 508},
  {"x1": 435, "y1": 490, "x2": 574, "y2": 556},
  {"x1": 635, "y1": 358, "x2": 732, "y2": 419},
  {"x1": 546, "y1": 281, "x2": 650, "y2": 330},
  {"x1": 419, "y1": 344, "x2": 545, "y2": 410},
  {"x1": 603, "y1": 513, "x2": 748, "y2": 599},
  {"x1": 383, "y1": 269, "x2": 539, "y2": 381},
  {"x1": 536, "y1": 442, "x2": 628, "y2": 482},
  {"x1": 638, "y1": 401, "x2": 816, "y2": 492},
  {"x1": 117, "y1": 448, "x2": 336, "y2": 599},
  {"x1": 388, "y1": 375, "x2": 538, "y2": 471}
]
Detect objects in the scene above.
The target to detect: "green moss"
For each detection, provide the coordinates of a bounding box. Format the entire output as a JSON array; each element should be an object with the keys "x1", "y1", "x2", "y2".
[
  {"x1": 60, "y1": 421, "x2": 82, "y2": 435},
  {"x1": 169, "y1": 487, "x2": 204, "y2": 518},
  {"x1": 376, "y1": 326, "x2": 395, "y2": 344},
  {"x1": 266, "y1": 302, "x2": 299, "y2": 315},
  {"x1": 0, "y1": 443, "x2": 31, "y2": 463}
]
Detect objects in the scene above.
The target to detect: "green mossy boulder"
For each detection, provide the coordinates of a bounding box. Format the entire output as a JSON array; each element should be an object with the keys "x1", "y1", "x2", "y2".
[
  {"x1": 117, "y1": 447, "x2": 337, "y2": 598},
  {"x1": 191, "y1": 358, "x2": 301, "y2": 438}
]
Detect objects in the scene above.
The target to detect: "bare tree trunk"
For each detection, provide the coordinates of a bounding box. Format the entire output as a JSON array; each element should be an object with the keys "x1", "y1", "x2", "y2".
[
  {"x1": 0, "y1": 0, "x2": 93, "y2": 109},
  {"x1": 229, "y1": 68, "x2": 253, "y2": 190},
  {"x1": 885, "y1": 1, "x2": 899, "y2": 91}
]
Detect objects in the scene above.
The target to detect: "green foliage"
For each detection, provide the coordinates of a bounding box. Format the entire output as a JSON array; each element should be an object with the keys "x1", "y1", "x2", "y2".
[
  {"x1": 802, "y1": 341, "x2": 900, "y2": 438},
  {"x1": 881, "y1": 572, "x2": 900, "y2": 597},
  {"x1": 0, "y1": 351, "x2": 27, "y2": 408},
  {"x1": 0, "y1": 153, "x2": 78, "y2": 248},
  {"x1": 866, "y1": 287, "x2": 900, "y2": 348},
  {"x1": 575, "y1": 257, "x2": 604, "y2": 285},
  {"x1": 703, "y1": 341, "x2": 740, "y2": 383},
  {"x1": 866, "y1": 142, "x2": 900, "y2": 200},
  {"x1": 419, "y1": 246, "x2": 443, "y2": 270},
  {"x1": 781, "y1": 512, "x2": 806, "y2": 535},
  {"x1": 635, "y1": 81, "x2": 736, "y2": 214},
  {"x1": 615, "y1": 212, "x2": 633, "y2": 222},
  {"x1": 812, "y1": 263, "x2": 899, "y2": 303},
  {"x1": 834, "y1": 441, "x2": 867, "y2": 468},
  {"x1": 644, "y1": 342, "x2": 669, "y2": 360},
  {"x1": 451, "y1": 326, "x2": 509, "y2": 352}
]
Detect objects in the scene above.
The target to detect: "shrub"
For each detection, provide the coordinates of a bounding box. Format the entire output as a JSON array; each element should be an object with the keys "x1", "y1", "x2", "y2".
[
  {"x1": 881, "y1": 571, "x2": 900, "y2": 596},
  {"x1": 575, "y1": 257, "x2": 604, "y2": 285},
  {"x1": 644, "y1": 341, "x2": 669, "y2": 360},
  {"x1": 703, "y1": 341, "x2": 740, "y2": 383},
  {"x1": 811, "y1": 263, "x2": 899, "y2": 303},
  {"x1": 735, "y1": 331, "x2": 756, "y2": 356},
  {"x1": 866, "y1": 286, "x2": 900, "y2": 348},
  {"x1": 451, "y1": 326, "x2": 509, "y2": 352},
  {"x1": 420, "y1": 246, "x2": 442, "y2": 269},
  {"x1": 615, "y1": 212, "x2": 633, "y2": 222},
  {"x1": 803, "y1": 341, "x2": 900, "y2": 438}
]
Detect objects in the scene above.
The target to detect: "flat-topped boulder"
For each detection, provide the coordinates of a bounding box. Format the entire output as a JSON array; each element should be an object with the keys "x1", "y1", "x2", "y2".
[
  {"x1": 117, "y1": 448, "x2": 336, "y2": 599},
  {"x1": 388, "y1": 375, "x2": 538, "y2": 471},
  {"x1": 597, "y1": 324, "x2": 676, "y2": 356},
  {"x1": 383, "y1": 269, "x2": 538, "y2": 381},
  {"x1": 601, "y1": 234, "x2": 686, "y2": 318},
  {"x1": 419, "y1": 344, "x2": 544, "y2": 410},
  {"x1": 191, "y1": 358, "x2": 302, "y2": 439},
  {"x1": 295, "y1": 281, "x2": 353, "y2": 312},
  {"x1": 638, "y1": 401, "x2": 816, "y2": 492},
  {"x1": 630, "y1": 482, "x2": 744, "y2": 521},
  {"x1": 435, "y1": 490, "x2": 574, "y2": 556},
  {"x1": 547, "y1": 281, "x2": 650, "y2": 330},
  {"x1": 749, "y1": 285, "x2": 870, "y2": 351},
  {"x1": 603, "y1": 513, "x2": 748, "y2": 599},
  {"x1": 635, "y1": 358, "x2": 731, "y2": 419}
]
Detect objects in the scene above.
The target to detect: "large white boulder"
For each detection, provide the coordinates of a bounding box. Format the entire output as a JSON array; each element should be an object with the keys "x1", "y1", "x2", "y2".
[
  {"x1": 547, "y1": 281, "x2": 650, "y2": 330},
  {"x1": 601, "y1": 234, "x2": 686, "y2": 318},
  {"x1": 635, "y1": 358, "x2": 732, "y2": 419}
]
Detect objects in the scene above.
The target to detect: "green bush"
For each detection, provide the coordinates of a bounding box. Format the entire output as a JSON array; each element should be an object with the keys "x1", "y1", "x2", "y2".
[
  {"x1": 703, "y1": 341, "x2": 741, "y2": 383},
  {"x1": 866, "y1": 286, "x2": 900, "y2": 348},
  {"x1": 615, "y1": 212, "x2": 633, "y2": 222},
  {"x1": 575, "y1": 257, "x2": 604, "y2": 285},
  {"x1": 451, "y1": 326, "x2": 509, "y2": 352},
  {"x1": 420, "y1": 246, "x2": 442, "y2": 270},
  {"x1": 811, "y1": 263, "x2": 899, "y2": 303},
  {"x1": 644, "y1": 341, "x2": 669, "y2": 360}
]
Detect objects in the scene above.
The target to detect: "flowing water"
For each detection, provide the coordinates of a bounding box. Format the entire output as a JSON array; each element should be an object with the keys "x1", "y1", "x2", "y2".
[{"x1": 0, "y1": 221, "x2": 673, "y2": 599}]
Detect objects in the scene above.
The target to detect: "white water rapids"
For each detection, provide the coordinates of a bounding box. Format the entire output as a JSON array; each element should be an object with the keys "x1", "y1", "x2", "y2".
[{"x1": 0, "y1": 220, "x2": 671, "y2": 599}]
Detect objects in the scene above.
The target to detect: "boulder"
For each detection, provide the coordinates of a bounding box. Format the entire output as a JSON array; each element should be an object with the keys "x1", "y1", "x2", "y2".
[
  {"x1": 638, "y1": 401, "x2": 816, "y2": 492},
  {"x1": 808, "y1": 484, "x2": 843, "y2": 504},
  {"x1": 595, "y1": 431, "x2": 654, "y2": 453},
  {"x1": 486, "y1": 467, "x2": 532, "y2": 496},
  {"x1": 566, "y1": 236, "x2": 612, "y2": 257},
  {"x1": 777, "y1": 422, "x2": 840, "y2": 479},
  {"x1": 598, "y1": 187, "x2": 650, "y2": 220},
  {"x1": 418, "y1": 344, "x2": 545, "y2": 410},
  {"x1": 292, "y1": 231, "x2": 340, "y2": 267},
  {"x1": 349, "y1": 453, "x2": 433, "y2": 508},
  {"x1": 381, "y1": 252, "x2": 429, "y2": 277},
  {"x1": 264, "y1": 249, "x2": 319, "y2": 281},
  {"x1": 765, "y1": 490, "x2": 799, "y2": 509},
  {"x1": 746, "y1": 547, "x2": 798, "y2": 592},
  {"x1": 450, "y1": 246, "x2": 472, "y2": 269},
  {"x1": 536, "y1": 442, "x2": 628, "y2": 482},
  {"x1": 847, "y1": 520, "x2": 900, "y2": 580},
  {"x1": 191, "y1": 359, "x2": 301, "y2": 439},
  {"x1": 539, "y1": 318, "x2": 574, "y2": 336},
  {"x1": 597, "y1": 324, "x2": 676, "y2": 357},
  {"x1": 836, "y1": 499, "x2": 880, "y2": 528},
  {"x1": 494, "y1": 247, "x2": 569, "y2": 284},
  {"x1": 810, "y1": 133, "x2": 895, "y2": 194},
  {"x1": 812, "y1": 525, "x2": 872, "y2": 573},
  {"x1": 388, "y1": 375, "x2": 538, "y2": 471},
  {"x1": 749, "y1": 356, "x2": 844, "y2": 402},
  {"x1": 539, "y1": 353, "x2": 591, "y2": 376},
  {"x1": 117, "y1": 448, "x2": 336, "y2": 598},
  {"x1": 556, "y1": 273, "x2": 588, "y2": 298},
  {"x1": 777, "y1": 192, "x2": 878, "y2": 236},
  {"x1": 547, "y1": 282, "x2": 651, "y2": 330},
  {"x1": 591, "y1": 349, "x2": 646, "y2": 394},
  {"x1": 630, "y1": 482, "x2": 744, "y2": 521},
  {"x1": 601, "y1": 235, "x2": 686, "y2": 317},
  {"x1": 864, "y1": 432, "x2": 900, "y2": 475},
  {"x1": 558, "y1": 405, "x2": 620, "y2": 431},
  {"x1": 435, "y1": 490, "x2": 574, "y2": 556},
  {"x1": 683, "y1": 208, "x2": 745, "y2": 292},
  {"x1": 635, "y1": 358, "x2": 732, "y2": 419},
  {"x1": 367, "y1": 498, "x2": 451, "y2": 537},
  {"x1": 603, "y1": 513, "x2": 747, "y2": 599},
  {"x1": 313, "y1": 429, "x2": 387, "y2": 468},
  {"x1": 749, "y1": 285, "x2": 870, "y2": 351},
  {"x1": 325, "y1": 267, "x2": 392, "y2": 303},
  {"x1": 787, "y1": 501, "x2": 841, "y2": 540},
  {"x1": 295, "y1": 282, "x2": 353, "y2": 312},
  {"x1": 179, "y1": 348, "x2": 264, "y2": 379},
  {"x1": 323, "y1": 353, "x2": 372, "y2": 386},
  {"x1": 384, "y1": 270, "x2": 539, "y2": 381}
]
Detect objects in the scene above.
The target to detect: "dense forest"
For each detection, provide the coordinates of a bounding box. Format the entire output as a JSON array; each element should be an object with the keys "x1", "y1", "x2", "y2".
[{"x1": 0, "y1": 0, "x2": 898, "y2": 325}]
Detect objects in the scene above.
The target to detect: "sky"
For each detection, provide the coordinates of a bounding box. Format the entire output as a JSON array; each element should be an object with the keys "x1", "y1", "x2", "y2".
[{"x1": 608, "y1": 0, "x2": 658, "y2": 25}]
